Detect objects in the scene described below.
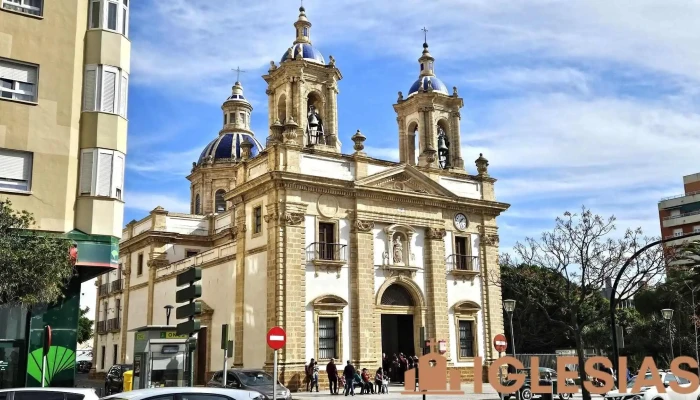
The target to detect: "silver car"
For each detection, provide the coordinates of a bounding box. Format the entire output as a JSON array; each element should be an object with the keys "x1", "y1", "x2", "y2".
[
  {"x1": 101, "y1": 387, "x2": 264, "y2": 400},
  {"x1": 0, "y1": 387, "x2": 100, "y2": 399}
]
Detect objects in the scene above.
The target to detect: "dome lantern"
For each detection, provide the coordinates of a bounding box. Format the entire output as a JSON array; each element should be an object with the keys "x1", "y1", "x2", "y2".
[
  {"x1": 280, "y1": 5, "x2": 325, "y2": 65},
  {"x1": 407, "y1": 29, "x2": 449, "y2": 98}
]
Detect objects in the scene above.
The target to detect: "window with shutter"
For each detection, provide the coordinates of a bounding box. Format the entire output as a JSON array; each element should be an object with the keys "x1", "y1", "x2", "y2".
[
  {"x1": 80, "y1": 150, "x2": 95, "y2": 195},
  {"x1": 83, "y1": 66, "x2": 98, "y2": 111},
  {"x1": 96, "y1": 151, "x2": 113, "y2": 197},
  {"x1": 119, "y1": 73, "x2": 128, "y2": 117},
  {"x1": 112, "y1": 153, "x2": 124, "y2": 200},
  {"x1": 0, "y1": 148, "x2": 32, "y2": 192},
  {"x1": 0, "y1": 59, "x2": 39, "y2": 103},
  {"x1": 101, "y1": 68, "x2": 117, "y2": 113}
]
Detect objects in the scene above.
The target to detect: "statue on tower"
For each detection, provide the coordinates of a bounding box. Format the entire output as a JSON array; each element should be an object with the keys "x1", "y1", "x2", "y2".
[{"x1": 306, "y1": 104, "x2": 325, "y2": 145}]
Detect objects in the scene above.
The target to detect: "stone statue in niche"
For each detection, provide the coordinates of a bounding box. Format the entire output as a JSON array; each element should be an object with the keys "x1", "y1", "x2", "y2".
[
  {"x1": 307, "y1": 104, "x2": 325, "y2": 145},
  {"x1": 393, "y1": 236, "x2": 404, "y2": 264}
]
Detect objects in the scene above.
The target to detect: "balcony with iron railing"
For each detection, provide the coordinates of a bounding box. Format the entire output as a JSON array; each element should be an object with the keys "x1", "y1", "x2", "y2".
[
  {"x1": 106, "y1": 318, "x2": 121, "y2": 332},
  {"x1": 306, "y1": 242, "x2": 347, "y2": 277},
  {"x1": 110, "y1": 279, "x2": 124, "y2": 293},
  {"x1": 98, "y1": 283, "x2": 109, "y2": 297},
  {"x1": 96, "y1": 320, "x2": 107, "y2": 335},
  {"x1": 446, "y1": 254, "x2": 479, "y2": 280}
]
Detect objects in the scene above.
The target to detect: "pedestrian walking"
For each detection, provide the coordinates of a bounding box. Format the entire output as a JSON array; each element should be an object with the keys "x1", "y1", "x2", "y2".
[
  {"x1": 343, "y1": 360, "x2": 356, "y2": 396},
  {"x1": 326, "y1": 358, "x2": 339, "y2": 395}
]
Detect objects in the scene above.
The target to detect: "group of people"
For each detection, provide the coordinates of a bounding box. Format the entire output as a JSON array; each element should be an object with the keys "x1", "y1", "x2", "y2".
[
  {"x1": 307, "y1": 358, "x2": 390, "y2": 396},
  {"x1": 382, "y1": 352, "x2": 419, "y2": 385}
]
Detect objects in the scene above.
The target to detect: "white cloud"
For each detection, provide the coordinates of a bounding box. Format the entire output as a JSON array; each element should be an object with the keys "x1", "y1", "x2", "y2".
[
  {"x1": 462, "y1": 67, "x2": 591, "y2": 94},
  {"x1": 125, "y1": 192, "x2": 190, "y2": 214},
  {"x1": 127, "y1": 147, "x2": 203, "y2": 178}
]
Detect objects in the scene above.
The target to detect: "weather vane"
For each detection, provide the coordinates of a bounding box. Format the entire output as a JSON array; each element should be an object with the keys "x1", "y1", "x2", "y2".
[
  {"x1": 422, "y1": 27, "x2": 429, "y2": 43},
  {"x1": 232, "y1": 66, "x2": 246, "y2": 83}
]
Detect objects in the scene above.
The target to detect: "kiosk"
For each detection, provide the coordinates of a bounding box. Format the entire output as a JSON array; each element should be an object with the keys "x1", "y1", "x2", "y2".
[{"x1": 130, "y1": 326, "x2": 196, "y2": 389}]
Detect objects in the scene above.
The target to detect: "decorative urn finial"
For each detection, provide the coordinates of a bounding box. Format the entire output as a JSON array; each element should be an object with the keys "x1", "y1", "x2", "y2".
[
  {"x1": 351, "y1": 129, "x2": 366, "y2": 154},
  {"x1": 476, "y1": 153, "x2": 489, "y2": 176}
]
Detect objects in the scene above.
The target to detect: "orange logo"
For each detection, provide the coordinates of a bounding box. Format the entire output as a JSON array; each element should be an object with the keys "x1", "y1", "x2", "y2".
[{"x1": 401, "y1": 338, "x2": 464, "y2": 395}]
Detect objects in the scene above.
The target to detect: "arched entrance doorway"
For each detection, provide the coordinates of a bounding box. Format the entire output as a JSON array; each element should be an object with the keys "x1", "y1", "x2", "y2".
[{"x1": 377, "y1": 282, "x2": 423, "y2": 360}]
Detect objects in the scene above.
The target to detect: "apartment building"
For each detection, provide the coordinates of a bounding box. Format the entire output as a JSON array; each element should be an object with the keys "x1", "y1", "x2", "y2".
[
  {"x1": 0, "y1": 0, "x2": 130, "y2": 388},
  {"x1": 658, "y1": 173, "x2": 700, "y2": 250}
]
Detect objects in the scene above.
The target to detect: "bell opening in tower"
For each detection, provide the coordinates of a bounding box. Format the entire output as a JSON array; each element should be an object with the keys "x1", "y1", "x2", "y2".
[
  {"x1": 306, "y1": 92, "x2": 325, "y2": 146},
  {"x1": 277, "y1": 93, "x2": 287, "y2": 123},
  {"x1": 407, "y1": 123, "x2": 418, "y2": 166},
  {"x1": 437, "y1": 123, "x2": 450, "y2": 169}
]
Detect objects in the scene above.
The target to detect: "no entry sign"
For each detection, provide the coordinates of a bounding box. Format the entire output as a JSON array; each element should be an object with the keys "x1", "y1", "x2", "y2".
[
  {"x1": 267, "y1": 326, "x2": 286, "y2": 350},
  {"x1": 493, "y1": 333, "x2": 508, "y2": 353}
]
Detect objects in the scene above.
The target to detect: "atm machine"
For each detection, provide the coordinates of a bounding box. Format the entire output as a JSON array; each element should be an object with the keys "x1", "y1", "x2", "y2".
[{"x1": 130, "y1": 326, "x2": 196, "y2": 389}]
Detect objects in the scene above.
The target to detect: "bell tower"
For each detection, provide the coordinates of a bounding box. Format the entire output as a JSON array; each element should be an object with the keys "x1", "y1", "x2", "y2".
[
  {"x1": 393, "y1": 33, "x2": 465, "y2": 170},
  {"x1": 263, "y1": 5, "x2": 343, "y2": 152}
]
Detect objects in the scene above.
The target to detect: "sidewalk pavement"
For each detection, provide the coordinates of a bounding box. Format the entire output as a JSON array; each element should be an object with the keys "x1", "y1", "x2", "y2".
[{"x1": 293, "y1": 383, "x2": 500, "y2": 400}]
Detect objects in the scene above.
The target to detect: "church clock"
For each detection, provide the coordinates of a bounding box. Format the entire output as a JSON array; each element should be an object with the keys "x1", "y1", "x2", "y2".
[{"x1": 453, "y1": 213, "x2": 468, "y2": 231}]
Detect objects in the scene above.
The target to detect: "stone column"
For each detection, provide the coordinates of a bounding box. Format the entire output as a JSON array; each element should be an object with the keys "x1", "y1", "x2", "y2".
[
  {"x1": 285, "y1": 79, "x2": 293, "y2": 122},
  {"x1": 350, "y1": 218, "x2": 378, "y2": 368},
  {"x1": 424, "y1": 228, "x2": 451, "y2": 360},
  {"x1": 450, "y1": 111, "x2": 464, "y2": 169},
  {"x1": 233, "y1": 206, "x2": 247, "y2": 367},
  {"x1": 326, "y1": 80, "x2": 338, "y2": 148},
  {"x1": 264, "y1": 202, "x2": 307, "y2": 390},
  {"x1": 397, "y1": 116, "x2": 406, "y2": 163},
  {"x1": 146, "y1": 242, "x2": 169, "y2": 324}
]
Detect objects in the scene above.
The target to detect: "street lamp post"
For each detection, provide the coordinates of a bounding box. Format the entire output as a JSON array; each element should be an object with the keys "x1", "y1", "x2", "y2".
[
  {"x1": 165, "y1": 305, "x2": 174, "y2": 326},
  {"x1": 609, "y1": 231, "x2": 700, "y2": 373},
  {"x1": 662, "y1": 308, "x2": 674, "y2": 360},
  {"x1": 504, "y1": 299, "x2": 517, "y2": 358}
]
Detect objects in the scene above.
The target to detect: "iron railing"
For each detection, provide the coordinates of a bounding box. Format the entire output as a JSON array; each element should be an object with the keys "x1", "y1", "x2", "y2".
[
  {"x1": 110, "y1": 279, "x2": 123, "y2": 293},
  {"x1": 96, "y1": 320, "x2": 107, "y2": 335},
  {"x1": 98, "y1": 283, "x2": 109, "y2": 297},
  {"x1": 306, "y1": 242, "x2": 347, "y2": 262},
  {"x1": 446, "y1": 254, "x2": 479, "y2": 272},
  {"x1": 660, "y1": 189, "x2": 700, "y2": 202},
  {"x1": 107, "y1": 318, "x2": 121, "y2": 332}
]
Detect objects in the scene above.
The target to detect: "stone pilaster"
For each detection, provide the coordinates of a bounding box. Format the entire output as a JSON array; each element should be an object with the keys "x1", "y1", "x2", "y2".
[
  {"x1": 233, "y1": 206, "x2": 247, "y2": 367},
  {"x1": 479, "y1": 219, "x2": 503, "y2": 365},
  {"x1": 264, "y1": 202, "x2": 307, "y2": 390},
  {"x1": 146, "y1": 243, "x2": 168, "y2": 324},
  {"x1": 350, "y1": 217, "x2": 377, "y2": 368},
  {"x1": 424, "y1": 227, "x2": 451, "y2": 361},
  {"x1": 450, "y1": 111, "x2": 464, "y2": 169},
  {"x1": 120, "y1": 256, "x2": 131, "y2": 361}
]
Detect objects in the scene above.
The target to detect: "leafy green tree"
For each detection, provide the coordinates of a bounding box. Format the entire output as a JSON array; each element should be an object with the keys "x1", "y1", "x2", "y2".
[
  {"x1": 496, "y1": 207, "x2": 666, "y2": 400},
  {"x1": 0, "y1": 199, "x2": 74, "y2": 306},
  {"x1": 77, "y1": 306, "x2": 93, "y2": 344}
]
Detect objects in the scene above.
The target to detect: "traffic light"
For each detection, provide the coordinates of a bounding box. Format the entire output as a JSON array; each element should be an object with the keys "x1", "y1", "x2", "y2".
[{"x1": 175, "y1": 267, "x2": 202, "y2": 337}]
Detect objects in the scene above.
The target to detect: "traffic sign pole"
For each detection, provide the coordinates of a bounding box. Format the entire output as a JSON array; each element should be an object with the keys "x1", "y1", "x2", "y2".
[{"x1": 267, "y1": 326, "x2": 286, "y2": 400}]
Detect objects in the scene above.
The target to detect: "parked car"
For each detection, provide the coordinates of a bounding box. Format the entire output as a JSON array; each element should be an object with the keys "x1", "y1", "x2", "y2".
[
  {"x1": 101, "y1": 387, "x2": 264, "y2": 400},
  {"x1": 207, "y1": 369, "x2": 292, "y2": 400},
  {"x1": 500, "y1": 367, "x2": 572, "y2": 400},
  {"x1": 104, "y1": 364, "x2": 133, "y2": 396},
  {"x1": 77, "y1": 360, "x2": 93, "y2": 374},
  {"x1": 604, "y1": 371, "x2": 698, "y2": 400},
  {"x1": 0, "y1": 387, "x2": 99, "y2": 400}
]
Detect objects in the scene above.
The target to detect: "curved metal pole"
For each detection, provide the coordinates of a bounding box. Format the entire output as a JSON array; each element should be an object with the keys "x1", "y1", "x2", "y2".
[{"x1": 610, "y1": 231, "x2": 700, "y2": 373}]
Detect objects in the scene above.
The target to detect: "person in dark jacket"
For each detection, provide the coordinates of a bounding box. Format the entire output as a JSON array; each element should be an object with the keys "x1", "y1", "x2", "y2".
[
  {"x1": 326, "y1": 358, "x2": 339, "y2": 395},
  {"x1": 343, "y1": 360, "x2": 356, "y2": 396}
]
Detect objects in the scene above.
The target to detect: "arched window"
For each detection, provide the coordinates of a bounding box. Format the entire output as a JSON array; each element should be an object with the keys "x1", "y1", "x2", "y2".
[
  {"x1": 277, "y1": 94, "x2": 287, "y2": 123},
  {"x1": 437, "y1": 123, "x2": 450, "y2": 169},
  {"x1": 381, "y1": 284, "x2": 414, "y2": 306},
  {"x1": 215, "y1": 189, "x2": 226, "y2": 213},
  {"x1": 194, "y1": 194, "x2": 201, "y2": 215}
]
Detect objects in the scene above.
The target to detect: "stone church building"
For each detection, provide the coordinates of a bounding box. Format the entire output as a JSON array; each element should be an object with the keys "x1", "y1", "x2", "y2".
[{"x1": 92, "y1": 5, "x2": 509, "y2": 389}]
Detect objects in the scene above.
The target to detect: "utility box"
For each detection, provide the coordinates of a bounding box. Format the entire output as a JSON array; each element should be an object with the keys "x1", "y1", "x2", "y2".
[
  {"x1": 123, "y1": 370, "x2": 133, "y2": 392},
  {"x1": 130, "y1": 325, "x2": 196, "y2": 389}
]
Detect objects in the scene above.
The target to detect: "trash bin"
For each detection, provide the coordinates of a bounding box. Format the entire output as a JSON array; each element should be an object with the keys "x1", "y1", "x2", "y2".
[{"x1": 123, "y1": 370, "x2": 134, "y2": 392}]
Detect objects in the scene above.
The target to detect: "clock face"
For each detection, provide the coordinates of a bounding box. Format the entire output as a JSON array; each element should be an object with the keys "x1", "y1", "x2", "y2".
[{"x1": 454, "y1": 213, "x2": 468, "y2": 231}]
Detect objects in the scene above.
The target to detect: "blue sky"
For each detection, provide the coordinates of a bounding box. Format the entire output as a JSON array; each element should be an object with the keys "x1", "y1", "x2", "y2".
[{"x1": 122, "y1": 0, "x2": 700, "y2": 253}]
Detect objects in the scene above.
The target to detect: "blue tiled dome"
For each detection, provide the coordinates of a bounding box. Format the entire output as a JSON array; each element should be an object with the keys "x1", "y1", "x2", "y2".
[
  {"x1": 280, "y1": 43, "x2": 325, "y2": 65},
  {"x1": 408, "y1": 76, "x2": 449, "y2": 97},
  {"x1": 197, "y1": 132, "x2": 264, "y2": 165}
]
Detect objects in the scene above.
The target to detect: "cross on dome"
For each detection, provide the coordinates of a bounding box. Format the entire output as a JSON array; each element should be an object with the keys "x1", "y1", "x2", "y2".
[
  {"x1": 422, "y1": 27, "x2": 429, "y2": 45},
  {"x1": 232, "y1": 66, "x2": 246, "y2": 84}
]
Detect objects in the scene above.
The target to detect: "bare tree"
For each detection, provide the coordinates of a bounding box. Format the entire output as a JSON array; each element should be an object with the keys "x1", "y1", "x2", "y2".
[{"x1": 494, "y1": 207, "x2": 666, "y2": 400}]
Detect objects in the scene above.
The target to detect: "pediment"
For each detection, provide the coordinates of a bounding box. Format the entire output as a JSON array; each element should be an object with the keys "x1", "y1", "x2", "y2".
[
  {"x1": 355, "y1": 165, "x2": 456, "y2": 198},
  {"x1": 311, "y1": 294, "x2": 348, "y2": 309}
]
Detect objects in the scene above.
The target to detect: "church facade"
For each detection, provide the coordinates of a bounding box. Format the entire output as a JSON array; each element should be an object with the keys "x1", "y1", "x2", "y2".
[{"x1": 92, "y1": 6, "x2": 509, "y2": 389}]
